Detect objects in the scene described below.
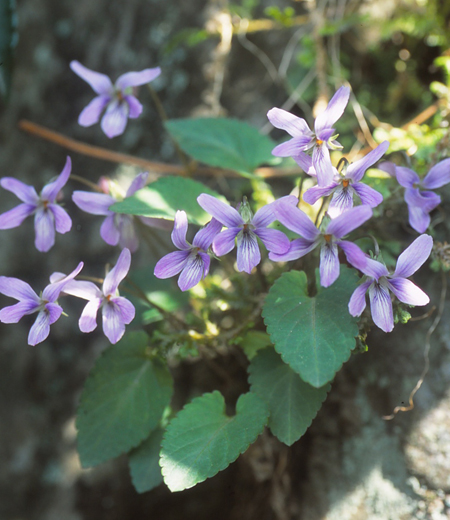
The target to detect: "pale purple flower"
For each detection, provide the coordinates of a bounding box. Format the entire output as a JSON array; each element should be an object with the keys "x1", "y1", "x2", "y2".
[
  {"x1": 72, "y1": 171, "x2": 170, "y2": 252},
  {"x1": 197, "y1": 194, "x2": 296, "y2": 274},
  {"x1": 52, "y1": 248, "x2": 135, "y2": 344},
  {"x1": 383, "y1": 159, "x2": 450, "y2": 233},
  {"x1": 302, "y1": 141, "x2": 389, "y2": 217},
  {"x1": 0, "y1": 156, "x2": 72, "y2": 252},
  {"x1": 0, "y1": 262, "x2": 83, "y2": 345},
  {"x1": 70, "y1": 60, "x2": 161, "y2": 138},
  {"x1": 268, "y1": 86, "x2": 351, "y2": 185},
  {"x1": 154, "y1": 211, "x2": 222, "y2": 291},
  {"x1": 348, "y1": 234, "x2": 432, "y2": 332},
  {"x1": 270, "y1": 205, "x2": 372, "y2": 287}
]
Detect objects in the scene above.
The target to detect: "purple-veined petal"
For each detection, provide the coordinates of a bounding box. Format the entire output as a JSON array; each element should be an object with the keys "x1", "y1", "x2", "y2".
[
  {"x1": 58, "y1": 279, "x2": 102, "y2": 300},
  {"x1": 193, "y1": 218, "x2": 222, "y2": 251},
  {"x1": 293, "y1": 152, "x2": 316, "y2": 176},
  {"x1": 269, "y1": 237, "x2": 317, "y2": 262},
  {"x1": 28, "y1": 308, "x2": 54, "y2": 346},
  {"x1": 252, "y1": 196, "x2": 298, "y2": 228},
  {"x1": 0, "y1": 203, "x2": 36, "y2": 229},
  {"x1": 377, "y1": 161, "x2": 396, "y2": 177},
  {"x1": 49, "y1": 204, "x2": 72, "y2": 234},
  {"x1": 405, "y1": 187, "x2": 441, "y2": 213},
  {"x1": 352, "y1": 182, "x2": 383, "y2": 208},
  {"x1": 102, "y1": 302, "x2": 126, "y2": 344},
  {"x1": 327, "y1": 205, "x2": 372, "y2": 239},
  {"x1": 0, "y1": 178, "x2": 39, "y2": 204},
  {"x1": 0, "y1": 300, "x2": 40, "y2": 323},
  {"x1": 125, "y1": 171, "x2": 149, "y2": 197},
  {"x1": 359, "y1": 257, "x2": 389, "y2": 279},
  {"x1": 303, "y1": 184, "x2": 337, "y2": 206},
  {"x1": 154, "y1": 249, "x2": 190, "y2": 279},
  {"x1": 197, "y1": 194, "x2": 243, "y2": 228},
  {"x1": 267, "y1": 107, "x2": 312, "y2": 136},
  {"x1": 314, "y1": 86, "x2": 350, "y2": 133},
  {"x1": 393, "y1": 234, "x2": 433, "y2": 278},
  {"x1": 339, "y1": 240, "x2": 369, "y2": 271},
  {"x1": 212, "y1": 228, "x2": 239, "y2": 256},
  {"x1": 110, "y1": 296, "x2": 135, "y2": 325},
  {"x1": 254, "y1": 227, "x2": 290, "y2": 254},
  {"x1": 327, "y1": 185, "x2": 355, "y2": 218},
  {"x1": 101, "y1": 100, "x2": 129, "y2": 138},
  {"x1": 41, "y1": 157, "x2": 72, "y2": 202},
  {"x1": 387, "y1": 277, "x2": 429, "y2": 306},
  {"x1": 171, "y1": 210, "x2": 190, "y2": 250},
  {"x1": 319, "y1": 241, "x2": 340, "y2": 287},
  {"x1": 70, "y1": 61, "x2": 114, "y2": 95},
  {"x1": 46, "y1": 302, "x2": 65, "y2": 325},
  {"x1": 72, "y1": 191, "x2": 116, "y2": 215},
  {"x1": 79, "y1": 298, "x2": 102, "y2": 332},
  {"x1": 312, "y1": 145, "x2": 335, "y2": 186},
  {"x1": 116, "y1": 215, "x2": 139, "y2": 252},
  {"x1": 316, "y1": 128, "x2": 335, "y2": 142},
  {"x1": 103, "y1": 248, "x2": 131, "y2": 296},
  {"x1": 198, "y1": 252, "x2": 211, "y2": 277},
  {"x1": 369, "y1": 282, "x2": 394, "y2": 333},
  {"x1": 34, "y1": 208, "x2": 55, "y2": 252},
  {"x1": 43, "y1": 262, "x2": 84, "y2": 302},
  {"x1": 78, "y1": 95, "x2": 111, "y2": 126},
  {"x1": 100, "y1": 215, "x2": 120, "y2": 246},
  {"x1": 395, "y1": 166, "x2": 420, "y2": 188},
  {"x1": 272, "y1": 136, "x2": 314, "y2": 157},
  {"x1": 236, "y1": 231, "x2": 260, "y2": 273},
  {"x1": 345, "y1": 141, "x2": 390, "y2": 182},
  {"x1": 348, "y1": 279, "x2": 372, "y2": 317},
  {"x1": 0, "y1": 276, "x2": 39, "y2": 302},
  {"x1": 115, "y1": 67, "x2": 161, "y2": 90},
  {"x1": 178, "y1": 254, "x2": 206, "y2": 291},
  {"x1": 405, "y1": 194, "x2": 432, "y2": 234},
  {"x1": 124, "y1": 95, "x2": 143, "y2": 119},
  {"x1": 273, "y1": 204, "x2": 319, "y2": 241},
  {"x1": 422, "y1": 158, "x2": 450, "y2": 189}
]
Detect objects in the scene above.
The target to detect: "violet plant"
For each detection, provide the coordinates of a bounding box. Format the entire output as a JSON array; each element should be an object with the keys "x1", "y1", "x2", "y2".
[{"x1": 0, "y1": 56, "x2": 445, "y2": 496}]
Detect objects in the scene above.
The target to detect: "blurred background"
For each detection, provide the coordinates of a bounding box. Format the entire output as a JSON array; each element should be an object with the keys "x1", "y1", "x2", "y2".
[{"x1": 1, "y1": 0, "x2": 450, "y2": 518}]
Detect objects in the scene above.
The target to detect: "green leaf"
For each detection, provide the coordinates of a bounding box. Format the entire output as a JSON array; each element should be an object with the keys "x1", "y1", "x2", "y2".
[
  {"x1": 0, "y1": 0, "x2": 18, "y2": 102},
  {"x1": 129, "y1": 427, "x2": 164, "y2": 493},
  {"x1": 262, "y1": 267, "x2": 359, "y2": 388},
  {"x1": 160, "y1": 391, "x2": 269, "y2": 491},
  {"x1": 111, "y1": 176, "x2": 224, "y2": 226},
  {"x1": 77, "y1": 332, "x2": 173, "y2": 468},
  {"x1": 237, "y1": 330, "x2": 273, "y2": 360},
  {"x1": 248, "y1": 348, "x2": 329, "y2": 445},
  {"x1": 165, "y1": 118, "x2": 279, "y2": 177}
]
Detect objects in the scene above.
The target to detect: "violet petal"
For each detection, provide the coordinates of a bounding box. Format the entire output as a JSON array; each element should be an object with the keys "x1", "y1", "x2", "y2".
[
  {"x1": 345, "y1": 141, "x2": 389, "y2": 182},
  {"x1": 267, "y1": 107, "x2": 312, "y2": 136},
  {"x1": 193, "y1": 218, "x2": 222, "y2": 251},
  {"x1": 41, "y1": 157, "x2": 72, "y2": 202},
  {"x1": 124, "y1": 95, "x2": 143, "y2": 119},
  {"x1": 396, "y1": 167, "x2": 420, "y2": 188},
  {"x1": 269, "y1": 237, "x2": 317, "y2": 262},
  {"x1": 72, "y1": 191, "x2": 116, "y2": 215},
  {"x1": 303, "y1": 184, "x2": 336, "y2": 206},
  {"x1": 0, "y1": 203, "x2": 36, "y2": 229},
  {"x1": 0, "y1": 300, "x2": 40, "y2": 323},
  {"x1": 28, "y1": 309, "x2": 56, "y2": 346},
  {"x1": 339, "y1": 240, "x2": 368, "y2": 271},
  {"x1": 314, "y1": 86, "x2": 350, "y2": 133},
  {"x1": 273, "y1": 204, "x2": 319, "y2": 241},
  {"x1": 312, "y1": 145, "x2": 335, "y2": 186},
  {"x1": 79, "y1": 298, "x2": 102, "y2": 332},
  {"x1": 102, "y1": 302, "x2": 126, "y2": 344},
  {"x1": 212, "y1": 228, "x2": 240, "y2": 256},
  {"x1": 236, "y1": 231, "x2": 260, "y2": 273},
  {"x1": 125, "y1": 172, "x2": 149, "y2": 197},
  {"x1": 388, "y1": 278, "x2": 429, "y2": 306},
  {"x1": 50, "y1": 204, "x2": 72, "y2": 234},
  {"x1": 369, "y1": 282, "x2": 394, "y2": 333},
  {"x1": 117, "y1": 215, "x2": 139, "y2": 252},
  {"x1": 422, "y1": 158, "x2": 450, "y2": 189},
  {"x1": 0, "y1": 276, "x2": 39, "y2": 302},
  {"x1": 393, "y1": 234, "x2": 433, "y2": 278},
  {"x1": 254, "y1": 227, "x2": 290, "y2": 254},
  {"x1": 0, "y1": 178, "x2": 39, "y2": 204},
  {"x1": 101, "y1": 100, "x2": 129, "y2": 138},
  {"x1": 78, "y1": 95, "x2": 111, "y2": 126},
  {"x1": 34, "y1": 209, "x2": 55, "y2": 252},
  {"x1": 327, "y1": 205, "x2": 372, "y2": 239},
  {"x1": 115, "y1": 67, "x2": 161, "y2": 90},
  {"x1": 319, "y1": 242, "x2": 340, "y2": 287},
  {"x1": 43, "y1": 262, "x2": 84, "y2": 302},
  {"x1": 100, "y1": 215, "x2": 120, "y2": 246},
  {"x1": 272, "y1": 136, "x2": 313, "y2": 157},
  {"x1": 178, "y1": 255, "x2": 206, "y2": 291},
  {"x1": 70, "y1": 60, "x2": 114, "y2": 95},
  {"x1": 197, "y1": 194, "x2": 243, "y2": 228},
  {"x1": 352, "y1": 182, "x2": 383, "y2": 208},
  {"x1": 171, "y1": 210, "x2": 190, "y2": 251},
  {"x1": 348, "y1": 280, "x2": 372, "y2": 317},
  {"x1": 154, "y1": 250, "x2": 190, "y2": 279},
  {"x1": 327, "y1": 185, "x2": 355, "y2": 218},
  {"x1": 103, "y1": 248, "x2": 131, "y2": 296},
  {"x1": 252, "y1": 196, "x2": 298, "y2": 228}
]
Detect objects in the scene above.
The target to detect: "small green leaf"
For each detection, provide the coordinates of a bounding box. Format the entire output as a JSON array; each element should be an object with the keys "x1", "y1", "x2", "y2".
[
  {"x1": 77, "y1": 331, "x2": 173, "y2": 468},
  {"x1": 262, "y1": 267, "x2": 359, "y2": 388},
  {"x1": 160, "y1": 391, "x2": 269, "y2": 491},
  {"x1": 249, "y1": 348, "x2": 329, "y2": 445},
  {"x1": 111, "y1": 176, "x2": 223, "y2": 225},
  {"x1": 129, "y1": 427, "x2": 164, "y2": 493},
  {"x1": 237, "y1": 330, "x2": 273, "y2": 360},
  {"x1": 0, "y1": 0, "x2": 18, "y2": 102},
  {"x1": 165, "y1": 118, "x2": 279, "y2": 177}
]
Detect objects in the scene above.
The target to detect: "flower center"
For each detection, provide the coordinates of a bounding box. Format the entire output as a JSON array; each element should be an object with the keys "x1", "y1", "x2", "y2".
[
  {"x1": 324, "y1": 234, "x2": 332, "y2": 243},
  {"x1": 316, "y1": 138, "x2": 323, "y2": 146},
  {"x1": 342, "y1": 179, "x2": 349, "y2": 188}
]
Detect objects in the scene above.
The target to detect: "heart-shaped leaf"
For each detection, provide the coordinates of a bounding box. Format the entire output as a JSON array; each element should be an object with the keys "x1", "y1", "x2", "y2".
[
  {"x1": 249, "y1": 348, "x2": 330, "y2": 445},
  {"x1": 160, "y1": 391, "x2": 269, "y2": 491},
  {"x1": 262, "y1": 267, "x2": 358, "y2": 388},
  {"x1": 129, "y1": 427, "x2": 164, "y2": 493}
]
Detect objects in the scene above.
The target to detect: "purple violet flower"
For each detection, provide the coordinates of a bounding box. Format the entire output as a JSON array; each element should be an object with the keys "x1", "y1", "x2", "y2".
[
  {"x1": 70, "y1": 60, "x2": 161, "y2": 138},
  {"x1": 267, "y1": 86, "x2": 351, "y2": 185},
  {"x1": 270, "y1": 204, "x2": 372, "y2": 287},
  {"x1": 0, "y1": 262, "x2": 83, "y2": 345},
  {"x1": 154, "y1": 210, "x2": 222, "y2": 291},
  {"x1": 72, "y1": 171, "x2": 170, "y2": 252},
  {"x1": 348, "y1": 234, "x2": 432, "y2": 332},
  {"x1": 51, "y1": 248, "x2": 135, "y2": 344},
  {"x1": 382, "y1": 159, "x2": 450, "y2": 233},
  {"x1": 197, "y1": 194, "x2": 296, "y2": 274},
  {"x1": 302, "y1": 141, "x2": 389, "y2": 217},
  {"x1": 0, "y1": 156, "x2": 72, "y2": 252}
]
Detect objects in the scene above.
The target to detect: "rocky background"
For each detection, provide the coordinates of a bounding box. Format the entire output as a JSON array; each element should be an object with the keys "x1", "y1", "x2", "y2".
[{"x1": 1, "y1": 0, "x2": 450, "y2": 519}]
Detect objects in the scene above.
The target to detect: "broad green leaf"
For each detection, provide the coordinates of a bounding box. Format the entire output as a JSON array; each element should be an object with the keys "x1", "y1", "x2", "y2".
[
  {"x1": 262, "y1": 267, "x2": 359, "y2": 388},
  {"x1": 77, "y1": 331, "x2": 173, "y2": 468},
  {"x1": 248, "y1": 348, "x2": 329, "y2": 445},
  {"x1": 165, "y1": 118, "x2": 279, "y2": 177},
  {"x1": 111, "y1": 176, "x2": 223, "y2": 226},
  {"x1": 0, "y1": 0, "x2": 18, "y2": 101},
  {"x1": 129, "y1": 427, "x2": 164, "y2": 493},
  {"x1": 160, "y1": 391, "x2": 269, "y2": 491}
]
